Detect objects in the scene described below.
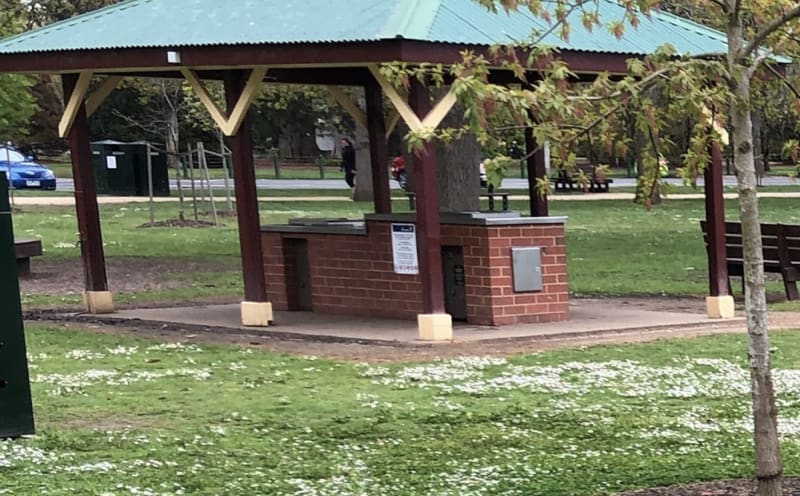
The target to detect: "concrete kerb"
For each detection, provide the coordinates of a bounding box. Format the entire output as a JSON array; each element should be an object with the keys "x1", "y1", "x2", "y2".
[{"x1": 29, "y1": 300, "x2": 748, "y2": 348}]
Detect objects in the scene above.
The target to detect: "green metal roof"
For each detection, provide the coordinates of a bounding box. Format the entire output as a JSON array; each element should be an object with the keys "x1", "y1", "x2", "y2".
[{"x1": 0, "y1": 0, "x2": 728, "y2": 57}]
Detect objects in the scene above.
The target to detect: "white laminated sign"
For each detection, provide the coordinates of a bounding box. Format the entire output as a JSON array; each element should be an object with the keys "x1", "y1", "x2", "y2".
[{"x1": 391, "y1": 224, "x2": 419, "y2": 275}]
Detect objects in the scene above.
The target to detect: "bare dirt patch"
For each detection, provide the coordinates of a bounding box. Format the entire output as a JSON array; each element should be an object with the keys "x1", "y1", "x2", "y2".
[
  {"x1": 19, "y1": 257, "x2": 239, "y2": 298},
  {"x1": 55, "y1": 414, "x2": 166, "y2": 432}
]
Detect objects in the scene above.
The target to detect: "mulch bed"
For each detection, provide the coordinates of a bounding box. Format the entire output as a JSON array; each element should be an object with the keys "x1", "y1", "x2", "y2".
[
  {"x1": 138, "y1": 219, "x2": 220, "y2": 228},
  {"x1": 619, "y1": 479, "x2": 800, "y2": 495}
]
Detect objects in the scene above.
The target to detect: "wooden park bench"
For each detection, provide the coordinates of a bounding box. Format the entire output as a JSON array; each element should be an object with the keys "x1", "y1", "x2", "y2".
[
  {"x1": 14, "y1": 238, "x2": 42, "y2": 277},
  {"x1": 553, "y1": 164, "x2": 613, "y2": 193},
  {"x1": 700, "y1": 221, "x2": 800, "y2": 300},
  {"x1": 407, "y1": 192, "x2": 510, "y2": 212}
]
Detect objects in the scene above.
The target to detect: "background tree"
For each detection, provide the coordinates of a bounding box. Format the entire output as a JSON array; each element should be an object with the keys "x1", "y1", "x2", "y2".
[
  {"x1": 251, "y1": 85, "x2": 343, "y2": 156},
  {"x1": 0, "y1": 0, "x2": 121, "y2": 147},
  {"x1": 0, "y1": 7, "x2": 37, "y2": 142}
]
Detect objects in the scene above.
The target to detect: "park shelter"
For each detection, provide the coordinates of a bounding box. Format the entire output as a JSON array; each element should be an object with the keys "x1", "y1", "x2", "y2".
[{"x1": 0, "y1": 0, "x2": 735, "y2": 339}]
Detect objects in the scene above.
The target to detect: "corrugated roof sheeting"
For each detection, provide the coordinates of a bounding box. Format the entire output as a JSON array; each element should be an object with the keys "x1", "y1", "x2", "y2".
[
  {"x1": 427, "y1": 0, "x2": 727, "y2": 54},
  {"x1": 0, "y1": 0, "x2": 729, "y2": 57}
]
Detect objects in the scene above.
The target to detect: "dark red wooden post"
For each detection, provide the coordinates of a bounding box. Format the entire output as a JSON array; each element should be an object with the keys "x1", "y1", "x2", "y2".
[
  {"x1": 525, "y1": 126, "x2": 549, "y2": 217},
  {"x1": 408, "y1": 80, "x2": 446, "y2": 314},
  {"x1": 705, "y1": 140, "x2": 729, "y2": 297},
  {"x1": 224, "y1": 71, "x2": 268, "y2": 305},
  {"x1": 365, "y1": 82, "x2": 391, "y2": 214},
  {"x1": 62, "y1": 74, "x2": 109, "y2": 295}
]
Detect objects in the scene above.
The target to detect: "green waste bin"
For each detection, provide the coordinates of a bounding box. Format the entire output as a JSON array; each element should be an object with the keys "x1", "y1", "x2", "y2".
[
  {"x1": 91, "y1": 141, "x2": 170, "y2": 197},
  {"x1": 0, "y1": 174, "x2": 35, "y2": 438}
]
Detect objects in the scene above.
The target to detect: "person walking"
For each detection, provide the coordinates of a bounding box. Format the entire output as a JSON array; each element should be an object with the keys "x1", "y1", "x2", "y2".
[{"x1": 340, "y1": 138, "x2": 356, "y2": 189}]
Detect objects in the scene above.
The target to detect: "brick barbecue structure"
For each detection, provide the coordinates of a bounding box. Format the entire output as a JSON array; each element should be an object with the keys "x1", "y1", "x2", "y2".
[{"x1": 263, "y1": 214, "x2": 568, "y2": 326}]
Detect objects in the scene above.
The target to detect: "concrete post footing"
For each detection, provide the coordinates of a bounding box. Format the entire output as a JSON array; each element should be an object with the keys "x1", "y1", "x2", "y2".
[
  {"x1": 706, "y1": 295, "x2": 735, "y2": 319},
  {"x1": 83, "y1": 291, "x2": 114, "y2": 314},
  {"x1": 241, "y1": 301, "x2": 273, "y2": 327},
  {"x1": 417, "y1": 313, "x2": 453, "y2": 341}
]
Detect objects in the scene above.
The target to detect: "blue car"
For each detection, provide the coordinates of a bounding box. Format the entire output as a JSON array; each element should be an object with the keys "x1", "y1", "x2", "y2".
[{"x1": 0, "y1": 145, "x2": 57, "y2": 190}]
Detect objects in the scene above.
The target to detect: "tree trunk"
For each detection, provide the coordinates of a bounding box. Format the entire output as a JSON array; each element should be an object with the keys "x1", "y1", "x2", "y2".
[
  {"x1": 752, "y1": 110, "x2": 764, "y2": 186},
  {"x1": 165, "y1": 111, "x2": 184, "y2": 221},
  {"x1": 632, "y1": 115, "x2": 648, "y2": 203},
  {"x1": 353, "y1": 89, "x2": 375, "y2": 202},
  {"x1": 435, "y1": 99, "x2": 480, "y2": 213},
  {"x1": 352, "y1": 120, "x2": 374, "y2": 201},
  {"x1": 634, "y1": 89, "x2": 662, "y2": 206},
  {"x1": 729, "y1": 23, "x2": 783, "y2": 496}
]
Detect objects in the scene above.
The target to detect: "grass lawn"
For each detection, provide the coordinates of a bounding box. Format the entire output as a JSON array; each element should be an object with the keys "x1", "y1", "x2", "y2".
[
  {"x1": 5, "y1": 325, "x2": 800, "y2": 495},
  {"x1": 12, "y1": 197, "x2": 800, "y2": 306}
]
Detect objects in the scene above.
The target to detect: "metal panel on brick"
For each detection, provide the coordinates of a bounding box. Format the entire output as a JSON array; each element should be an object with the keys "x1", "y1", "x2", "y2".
[{"x1": 0, "y1": 174, "x2": 35, "y2": 438}]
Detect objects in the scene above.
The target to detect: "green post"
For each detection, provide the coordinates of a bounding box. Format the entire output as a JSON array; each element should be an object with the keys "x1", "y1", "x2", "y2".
[
  {"x1": 0, "y1": 174, "x2": 35, "y2": 438},
  {"x1": 520, "y1": 159, "x2": 526, "y2": 179},
  {"x1": 319, "y1": 156, "x2": 326, "y2": 179},
  {"x1": 273, "y1": 152, "x2": 281, "y2": 179},
  {"x1": 181, "y1": 155, "x2": 189, "y2": 180}
]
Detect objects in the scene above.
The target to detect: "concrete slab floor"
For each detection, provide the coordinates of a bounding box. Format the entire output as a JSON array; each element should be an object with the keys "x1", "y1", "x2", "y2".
[{"x1": 109, "y1": 300, "x2": 743, "y2": 344}]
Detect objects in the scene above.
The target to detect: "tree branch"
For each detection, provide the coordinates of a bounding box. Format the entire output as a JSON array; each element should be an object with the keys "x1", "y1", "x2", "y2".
[
  {"x1": 526, "y1": 0, "x2": 592, "y2": 46},
  {"x1": 731, "y1": 0, "x2": 741, "y2": 24},
  {"x1": 707, "y1": 0, "x2": 730, "y2": 14},
  {"x1": 764, "y1": 63, "x2": 800, "y2": 100},
  {"x1": 743, "y1": 4, "x2": 800, "y2": 59}
]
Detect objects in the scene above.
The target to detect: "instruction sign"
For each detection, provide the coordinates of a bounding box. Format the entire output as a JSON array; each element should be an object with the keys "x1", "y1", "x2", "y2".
[{"x1": 391, "y1": 224, "x2": 419, "y2": 275}]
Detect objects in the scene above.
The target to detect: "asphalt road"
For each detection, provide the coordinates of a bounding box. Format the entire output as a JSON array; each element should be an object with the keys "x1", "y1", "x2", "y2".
[{"x1": 52, "y1": 175, "x2": 798, "y2": 193}]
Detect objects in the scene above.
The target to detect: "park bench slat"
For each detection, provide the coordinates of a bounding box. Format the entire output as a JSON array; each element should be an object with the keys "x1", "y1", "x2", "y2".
[
  {"x1": 13, "y1": 238, "x2": 42, "y2": 277},
  {"x1": 700, "y1": 221, "x2": 800, "y2": 300},
  {"x1": 406, "y1": 192, "x2": 510, "y2": 212},
  {"x1": 552, "y1": 164, "x2": 613, "y2": 193}
]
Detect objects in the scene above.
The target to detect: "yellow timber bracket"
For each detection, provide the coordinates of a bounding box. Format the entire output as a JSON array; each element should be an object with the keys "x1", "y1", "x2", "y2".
[
  {"x1": 181, "y1": 67, "x2": 268, "y2": 136},
  {"x1": 59, "y1": 73, "x2": 124, "y2": 138},
  {"x1": 327, "y1": 87, "x2": 368, "y2": 130},
  {"x1": 327, "y1": 87, "x2": 401, "y2": 139},
  {"x1": 385, "y1": 110, "x2": 401, "y2": 139},
  {"x1": 86, "y1": 76, "x2": 122, "y2": 118},
  {"x1": 367, "y1": 64, "x2": 458, "y2": 134},
  {"x1": 702, "y1": 105, "x2": 730, "y2": 146}
]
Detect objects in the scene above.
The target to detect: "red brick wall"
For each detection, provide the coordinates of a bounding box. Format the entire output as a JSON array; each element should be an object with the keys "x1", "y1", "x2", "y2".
[{"x1": 261, "y1": 220, "x2": 568, "y2": 326}]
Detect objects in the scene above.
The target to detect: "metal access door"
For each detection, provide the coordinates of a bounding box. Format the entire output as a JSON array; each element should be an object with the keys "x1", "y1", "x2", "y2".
[
  {"x1": 286, "y1": 239, "x2": 313, "y2": 311},
  {"x1": 442, "y1": 246, "x2": 468, "y2": 322},
  {"x1": 0, "y1": 175, "x2": 35, "y2": 438}
]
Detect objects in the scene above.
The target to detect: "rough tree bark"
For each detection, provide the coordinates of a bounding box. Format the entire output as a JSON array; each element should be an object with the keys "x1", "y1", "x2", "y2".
[
  {"x1": 353, "y1": 89, "x2": 375, "y2": 202},
  {"x1": 352, "y1": 122, "x2": 374, "y2": 201},
  {"x1": 435, "y1": 98, "x2": 481, "y2": 213},
  {"x1": 728, "y1": 18, "x2": 783, "y2": 496},
  {"x1": 165, "y1": 110, "x2": 185, "y2": 221},
  {"x1": 752, "y1": 109, "x2": 764, "y2": 186}
]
